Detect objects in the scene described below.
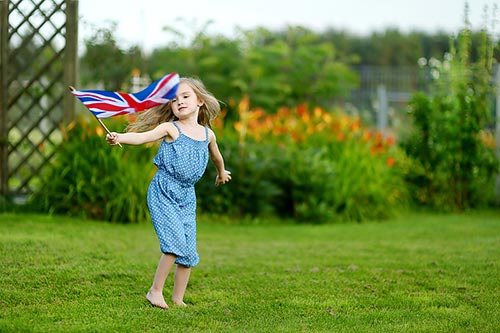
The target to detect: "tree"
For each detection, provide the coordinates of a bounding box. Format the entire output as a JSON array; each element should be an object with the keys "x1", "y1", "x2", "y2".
[
  {"x1": 238, "y1": 26, "x2": 359, "y2": 110},
  {"x1": 147, "y1": 24, "x2": 359, "y2": 114},
  {"x1": 80, "y1": 23, "x2": 142, "y2": 90}
]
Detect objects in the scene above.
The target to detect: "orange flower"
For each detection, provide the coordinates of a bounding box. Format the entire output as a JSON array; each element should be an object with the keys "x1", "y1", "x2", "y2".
[
  {"x1": 316, "y1": 123, "x2": 326, "y2": 132},
  {"x1": 233, "y1": 122, "x2": 243, "y2": 132},
  {"x1": 249, "y1": 108, "x2": 265, "y2": 120},
  {"x1": 340, "y1": 115, "x2": 349, "y2": 130},
  {"x1": 313, "y1": 106, "x2": 323, "y2": 119},
  {"x1": 386, "y1": 157, "x2": 395, "y2": 167},
  {"x1": 219, "y1": 108, "x2": 228, "y2": 120},
  {"x1": 273, "y1": 126, "x2": 288, "y2": 135},
  {"x1": 385, "y1": 135, "x2": 395, "y2": 147},
  {"x1": 212, "y1": 118, "x2": 224, "y2": 129},
  {"x1": 296, "y1": 104, "x2": 308, "y2": 118},
  {"x1": 322, "y1": 112, "x2": 332, "y2": 124},
  {"x1": 277, "y1": 107, "x2": 291, "y2": 117},
  {"x1": 349, "y1": 117, "x2": 361, "y2": 132},
  {"x1": 296, "y1": 104, "x2": 310, "y2": 122},
  {"x1": 362, "y1": 130, "x2": 372, "y2": 142},
  {"x1": 291, "y1": 131, "x2": 303, "y2": 142},
  {"x1": 371, "y1": 143, "x2": 385, "y2": 155},
  {"x1": 227, "y1": 97, "x2": 236, "y2": 108},
  {"x1": 238, "y1": 95, "x2": 250, "y2": 113},
  {"x1": 95, "y1": 126, "x2": 104, "y2": 137},
  {"x1": 131, "y1": 68, "x2": 140, "y2": 77}
]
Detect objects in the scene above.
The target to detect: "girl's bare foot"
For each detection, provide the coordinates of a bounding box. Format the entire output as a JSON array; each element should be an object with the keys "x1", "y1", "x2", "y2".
[
  {"x1": 146, "y1": 290, "x2": 169, "y2": 309},
  {"x1": 172, "y1": 299, "x2": 187, "y2": 307}
]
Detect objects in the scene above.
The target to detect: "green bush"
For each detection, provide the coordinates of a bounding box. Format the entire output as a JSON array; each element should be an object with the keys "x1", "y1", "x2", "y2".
[
  {"x1": 197, "y1": 105, "x2": 410, "y2": 223},
  {"x1": 197, "y1": 139, "x2": 283, "y2": 218},
  {"x1": 31, "y1": 106, "x2": 410, "y2": 224},
  {"x1": 402, "y1": 23, "x2": 499, "y2": 211},
  {"x1": 30, "y1": 117, "x2": 155, "y2": 223}
]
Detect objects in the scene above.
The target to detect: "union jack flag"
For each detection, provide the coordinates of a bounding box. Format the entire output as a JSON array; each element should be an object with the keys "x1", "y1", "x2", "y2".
[{"x1": 70, "y1": 73, "x2": 179, "y2": 118}]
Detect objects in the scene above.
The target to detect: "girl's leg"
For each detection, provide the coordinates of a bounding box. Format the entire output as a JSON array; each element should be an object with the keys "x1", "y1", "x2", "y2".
[
  {"x1": 172, "y1": 264, "x2": 191, "y2": 306},
  {"x1": 146, "y1": 253, "x2": 176, "y2": 309}
]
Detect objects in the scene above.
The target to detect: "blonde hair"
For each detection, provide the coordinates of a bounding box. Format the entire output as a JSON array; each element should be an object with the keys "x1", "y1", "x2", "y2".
[{"x1": 126, "y1": 77, "x2": 220, "y2": 132}]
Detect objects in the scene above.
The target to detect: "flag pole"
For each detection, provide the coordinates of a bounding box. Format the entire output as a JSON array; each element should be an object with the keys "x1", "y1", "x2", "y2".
[
  {"x1": 96, "y1": 117, "x2": 122, "y2": 148},
  {"x1": 68, "y1": 86, "x2": 122, "y2": 148}
]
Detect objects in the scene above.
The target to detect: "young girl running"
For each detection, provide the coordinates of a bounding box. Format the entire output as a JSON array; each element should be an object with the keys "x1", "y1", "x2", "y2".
[{"x1": 106, "y1": 77, "x2": 231, "y2": 309}]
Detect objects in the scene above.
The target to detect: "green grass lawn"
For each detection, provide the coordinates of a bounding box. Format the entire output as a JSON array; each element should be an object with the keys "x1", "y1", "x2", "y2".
[{"x1": 1, "y1": 212, "x2": 499, "y2": 332}]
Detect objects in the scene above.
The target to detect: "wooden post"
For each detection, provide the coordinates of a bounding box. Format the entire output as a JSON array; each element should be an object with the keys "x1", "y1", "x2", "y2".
[
  {"x1": 64, "y1": 0, "x2": 78, "y2": 124},
  {"x1": 0, "y1": 0, "x2": 9, "y2": 197},
  {"x1": 377, "y1": 84, "x2": 388, "y2": 137}
]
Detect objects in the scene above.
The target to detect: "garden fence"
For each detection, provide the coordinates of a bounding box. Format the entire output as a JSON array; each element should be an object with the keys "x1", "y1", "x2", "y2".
[{"x1": 0, "y1": 0, "x2": 77, "y2": 201}]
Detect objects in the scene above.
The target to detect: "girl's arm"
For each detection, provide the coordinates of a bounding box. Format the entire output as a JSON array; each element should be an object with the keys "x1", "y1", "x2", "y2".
[
  {"x1": 106, "y1": 122, "x2": 171, "y2": 146},
  {"x1": 208, "y1": 129, "x2": 232, "y2": 186}
]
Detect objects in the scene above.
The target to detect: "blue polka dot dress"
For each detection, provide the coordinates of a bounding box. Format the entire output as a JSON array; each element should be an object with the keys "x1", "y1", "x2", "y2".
[{"x1": 147, "y1": 121, "x2": 209, "y2": 268}]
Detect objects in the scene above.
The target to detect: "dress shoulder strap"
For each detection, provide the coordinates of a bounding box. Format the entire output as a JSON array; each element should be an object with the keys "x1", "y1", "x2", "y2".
[
  {"x1": 172, "y1": 121, "x2": 182, "y2": 133},
  {"x1": 205, "y1": 126, "x2": 209, "y2": 142}
]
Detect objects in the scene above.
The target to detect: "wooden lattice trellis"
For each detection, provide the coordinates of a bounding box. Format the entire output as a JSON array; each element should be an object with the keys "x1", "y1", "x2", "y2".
[{"x1": 0, "y1": 0, "x2": 77, "y2": 200}]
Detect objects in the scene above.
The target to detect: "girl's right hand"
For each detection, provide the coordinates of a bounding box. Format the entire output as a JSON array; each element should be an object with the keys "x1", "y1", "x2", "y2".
[
  {"x1": 215, "y1": 170, "x2": 232, "y2": 186},
  {"x1": 106, "y1": 132, "x2": 119, "y2": 145}
]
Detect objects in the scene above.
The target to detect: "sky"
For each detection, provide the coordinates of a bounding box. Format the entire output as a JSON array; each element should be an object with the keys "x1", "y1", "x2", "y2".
[{"x1": 78, "y1": 0, "x2": 498, "y2": 53}]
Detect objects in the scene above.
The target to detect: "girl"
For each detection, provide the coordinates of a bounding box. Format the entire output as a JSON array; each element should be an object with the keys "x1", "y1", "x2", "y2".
[{"x1": 106, "y1": 77, "x2": 232, "y2": 309}]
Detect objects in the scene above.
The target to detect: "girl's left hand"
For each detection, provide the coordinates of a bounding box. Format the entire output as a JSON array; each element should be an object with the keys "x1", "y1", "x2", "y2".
[
  {"x1": 215, "y1": 170, "x2": 232, "y2": 186},
  {"x1": 106, "y1": 132, "x2": 120, "y2": 146}
]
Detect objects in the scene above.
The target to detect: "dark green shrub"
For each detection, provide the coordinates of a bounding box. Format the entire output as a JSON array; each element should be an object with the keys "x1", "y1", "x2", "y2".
[
  {"x1": 197, "y1": 138, "x2": 282, "y2": 217},
  {"x1": 288, "y1": 137, "x2": 409, "y2": 223},
  {"x1": 30, "y1": 117, "x2": 155, "y2": 222}
]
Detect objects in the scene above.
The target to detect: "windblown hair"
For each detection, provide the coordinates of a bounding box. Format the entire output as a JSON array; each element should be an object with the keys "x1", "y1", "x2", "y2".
[{"x1": 126, "y1": 77, "x2": 221, "y2": 132}]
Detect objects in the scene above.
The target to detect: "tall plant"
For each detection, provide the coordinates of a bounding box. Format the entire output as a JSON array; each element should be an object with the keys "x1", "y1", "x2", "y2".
[{"x1": 403, "y1": 5, "x2": 499, "y2": 210}]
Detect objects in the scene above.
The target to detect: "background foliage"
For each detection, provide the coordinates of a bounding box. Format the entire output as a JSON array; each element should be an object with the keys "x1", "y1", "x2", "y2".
[
  {"x1": 30, "y1": 102, "x2": 409, "y2": 223},
  {"x1": 197, "y1": 102, "x2": 409, "y2": 222},
  {"x1": 80, "y1": 17, "x2": 499, "y2": 116},
  {"x1": 19, "y1": 4, "x2": 500, "y2": 222},
  {"x1": 402, "y1": 24, "x2": 499, "y2": 211}
]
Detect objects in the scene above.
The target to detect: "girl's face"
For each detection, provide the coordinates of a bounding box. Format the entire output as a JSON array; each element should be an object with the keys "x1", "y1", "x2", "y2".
[{"x1": 171, "y1": 82, "x2": 202, "y2": 119}]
